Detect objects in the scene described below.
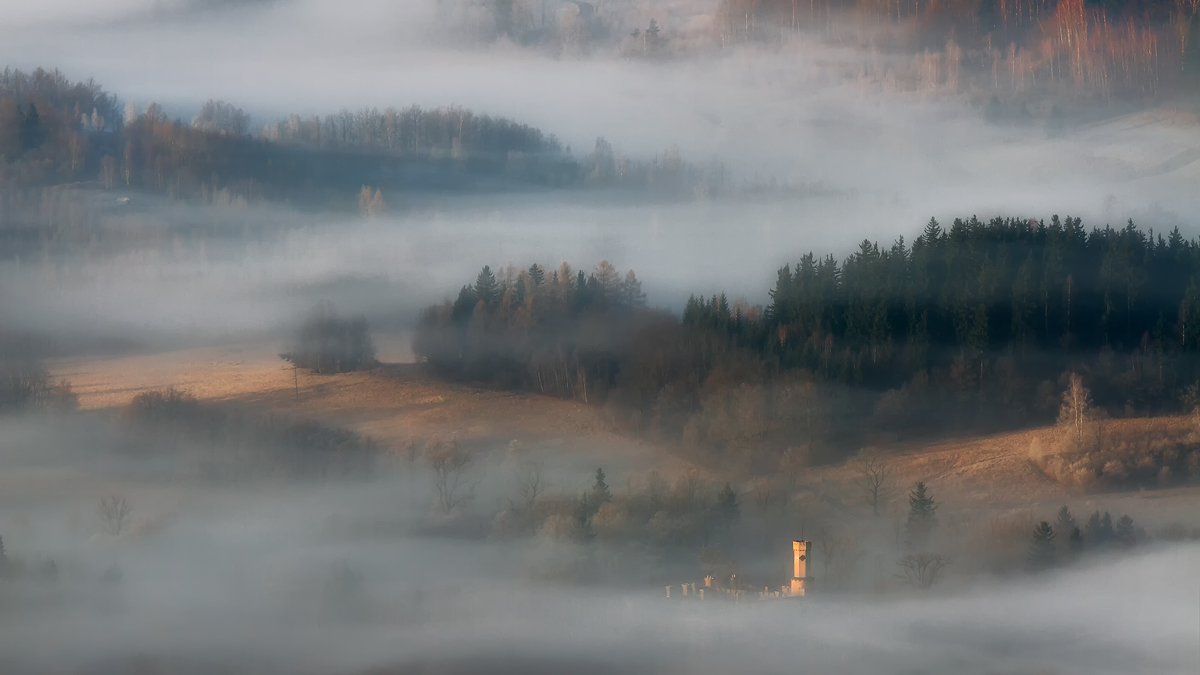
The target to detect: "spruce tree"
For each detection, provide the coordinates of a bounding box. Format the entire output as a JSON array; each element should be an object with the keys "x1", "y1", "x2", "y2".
[
  {"x1": 1085, "y1": 511, "x2": 1116, "y2": 549},
  {"x1": 905, "y1": 481, "x2": 937, "y2": 550},
  {"x1": 474, "y1": 266, "x2": 499, "y2": 305},
  {"x1": 1054, "y1": 506, "x2": 1076, "y2": 536},
  {"x1": 528, "y1": 263, "x2": 545, "y2": 286},
  {"x1": 1026, "y1": 521, "x2": 1056, "y2": 573},
  {"x1": 1067, "y1": 526, "x2": 1084, "y2": 559},
  {"x1": 572, "y1": 495, "x2": 595, "y2": 542},
  {"x1": 591, "y1": 468, "x2": 612, "y2": 507},
  {"x1": 1115, "y1": 515, "x2": 1137, "y2": 549}
]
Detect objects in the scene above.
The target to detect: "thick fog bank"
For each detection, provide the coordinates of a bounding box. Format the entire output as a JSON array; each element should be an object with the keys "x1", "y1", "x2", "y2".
[{"x1": 0, "y1": 414, "x2": 1193, "y2": 675}]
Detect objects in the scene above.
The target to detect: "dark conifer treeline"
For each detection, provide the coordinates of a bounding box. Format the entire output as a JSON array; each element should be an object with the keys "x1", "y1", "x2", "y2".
[
  {"x1": 416, "y1": 216, "x2": 1200, "y2": 471},
  {"x1": 752, "y1": 216, "x2": 1200, "y2": 416}
]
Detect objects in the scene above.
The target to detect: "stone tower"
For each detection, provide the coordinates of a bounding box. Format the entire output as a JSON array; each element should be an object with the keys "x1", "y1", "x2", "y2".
[{"x1": 790, "y1": 540, "x2": 812, "y2": 596}]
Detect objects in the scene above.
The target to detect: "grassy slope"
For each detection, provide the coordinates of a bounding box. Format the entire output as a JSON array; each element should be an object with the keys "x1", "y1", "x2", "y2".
[{"x1": 51, "y1": 340, "x2": 1200, "y2": 527}]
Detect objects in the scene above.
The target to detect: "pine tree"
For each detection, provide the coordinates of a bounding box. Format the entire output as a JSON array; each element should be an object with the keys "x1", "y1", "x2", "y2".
[
  {"x1": 474, "y1": 266, "x2": 499, "y2": 305},
  {"x1": 528, "y1": 263, "x2": 545, "y2": 286},
  {"x1": 1067, "y1": 526, "x2": 1084, "y2": 559},
  {"x1": 572, "y1": 495, "x2": 595, "y2": 542},
  {"x1": 1085, "y1": 510, "x2": 1115, "y2": 549},
  {"x1": 1115, "y1": 514, "x2": 1137, "y2": 549},
  {"x1": 591, "y1": 468, "x2": 612, "y2": 506},
  {"x1": 905, "y1": 481, "x2": 938, "y2": 550},
  {"x1": 1026, "y1": 521, "x2": 1056, "y2": 572},
  {"x1": 20, "y1": 103, "x2": 46, "y2": 152},
  {"x1": 1055, "y1": 506, "x2": 1076, "y2": 544}
]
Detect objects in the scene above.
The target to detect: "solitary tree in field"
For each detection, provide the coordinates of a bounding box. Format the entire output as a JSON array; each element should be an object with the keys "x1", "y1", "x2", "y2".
[
  {"x1": 98, "y1": 495, "x2": 131, "y2": 536},
  {"x1": 897, "y1": 553, "x2": 948, "y2": 589},
  {"x1": 511, "y1": 460, "x2": 545, "y2": 531},
  {"x1": 425, "y1": 440, "x2": 474, "y2": 514},
  {"x1": 853, "y1": 449, "x2": 891, "y2": 516},
  {"x1": 1026, "y1": 521, "x2": 1056, "y2": 573},
  {"x1": 905, "y1": 481, "x2": 937, "y2": 550},
  {"x1": 1058, "y1": 372, "x2": 1092, "y2": 443}
]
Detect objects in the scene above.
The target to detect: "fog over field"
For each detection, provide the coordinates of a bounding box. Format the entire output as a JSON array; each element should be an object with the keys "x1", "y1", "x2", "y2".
[
  {"x1": 4, "y1": 1, "x2": 1200, "y2": 673},
  {"x1": 0, "y1": 414, "x2": 1197, "y2": 675}
]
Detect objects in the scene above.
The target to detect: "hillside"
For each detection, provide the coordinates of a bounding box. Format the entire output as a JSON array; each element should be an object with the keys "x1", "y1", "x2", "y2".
[
  {"x1": 51, "y1": 338, "x2": 680, "y2": 479},
  {"x1": 50, "y1": 340, "x2": 1200, "y2": 529}
]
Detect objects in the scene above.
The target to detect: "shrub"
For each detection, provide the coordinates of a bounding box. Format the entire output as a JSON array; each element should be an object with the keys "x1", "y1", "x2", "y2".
[
  {"x1": 0, "y1": 359, "x2": 76, "y2": 411},
  {"x1": 122, "y1": 388, "x2": 377, "y2": 477}
]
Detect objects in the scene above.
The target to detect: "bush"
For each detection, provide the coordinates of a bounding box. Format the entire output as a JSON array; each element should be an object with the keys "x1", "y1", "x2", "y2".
[
  {"x1": 1030, "y1": 420, "x2": 1200, "y2": 491},
  {"x1": 126, "y1": 387, "x2": 206, "y2": 423},
  {"x1": 122, "y1": 388, "x2": 377, "y2": 477},
  {"x1": 281, "y1": 305, "x2": 376, "y2": 374},
  {"x1": 0, "y1": 359, "x2": 76, "y2": 411}
]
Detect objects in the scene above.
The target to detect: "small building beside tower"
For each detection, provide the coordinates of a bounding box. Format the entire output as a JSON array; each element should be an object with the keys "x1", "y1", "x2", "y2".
[{"x1": 664, "y1": 539, "x2": 814, "y2": 602}]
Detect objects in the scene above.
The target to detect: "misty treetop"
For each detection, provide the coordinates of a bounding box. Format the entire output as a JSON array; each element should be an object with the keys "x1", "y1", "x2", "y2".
[
  {"x1": 761, "y1": 216, "x2": 1200, "y2": 382},
  {"x1": 415, "y1": 261, "x2": 648, "y2": 396}
]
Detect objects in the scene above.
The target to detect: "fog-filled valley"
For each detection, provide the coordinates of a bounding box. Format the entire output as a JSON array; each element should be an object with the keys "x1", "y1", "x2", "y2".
[
  {"x1": 1, "y1": 411, "x2": 1197, "y2": 674},
  {"x1": 3, "y1": 1, "x2": 1200, "y2": 673}
]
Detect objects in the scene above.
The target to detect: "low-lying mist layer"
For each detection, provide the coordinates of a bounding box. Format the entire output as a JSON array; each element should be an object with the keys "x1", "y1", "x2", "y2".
[{"x1": 0, "y1": 412, "x2": 1196, "y2": 675}]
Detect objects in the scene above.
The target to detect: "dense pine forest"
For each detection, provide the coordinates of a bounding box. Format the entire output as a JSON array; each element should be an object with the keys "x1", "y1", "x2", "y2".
[{"x1": 416, "y1": 215, "x2": 1200, "y2": 470}]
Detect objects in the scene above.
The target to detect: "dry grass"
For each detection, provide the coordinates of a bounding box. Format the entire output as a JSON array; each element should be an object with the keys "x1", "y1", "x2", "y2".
[{"x1": 49, "y1": 339, "x2": 678, "y2": 476}]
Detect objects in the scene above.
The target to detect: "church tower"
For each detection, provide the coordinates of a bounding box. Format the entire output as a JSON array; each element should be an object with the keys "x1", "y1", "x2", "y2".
[{"x1": 790, "y1": 540, "x2": 812, "y2": 596}]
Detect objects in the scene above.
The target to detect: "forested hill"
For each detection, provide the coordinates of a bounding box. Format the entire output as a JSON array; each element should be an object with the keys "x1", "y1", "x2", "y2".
[
  {"x1": 0, "y1": 68, "x2": 721, "y2": 207},
  {"x1": 712, "y1": 0, "x2": 1200, "y2": 100},
  {"x1": 415, "y1": 216, "x2": 1200, "y2": 469}
]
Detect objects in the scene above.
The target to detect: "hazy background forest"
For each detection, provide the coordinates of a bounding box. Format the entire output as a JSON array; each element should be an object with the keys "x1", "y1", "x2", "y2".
[{"x1": 2, "y1": 1, "x2": 1200, "y2": 674}]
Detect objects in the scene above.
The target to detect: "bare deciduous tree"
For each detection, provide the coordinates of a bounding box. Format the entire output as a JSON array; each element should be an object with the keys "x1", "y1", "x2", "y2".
[
  {"x1": 98, "y1": 495, "x2": 131, "y2": 536},
  {"x1": 425, "y1": 440, "x2": 474, "y2": 514},
  {"x1": 852, "y1": 449, "x2": 891, "y2": 516},
  {"x1": 749, "y1": 477, "x2": 778, "y2": 511},
  {"x1": 896, "y1": 553, "x2": 949, "y2": 589},
  {"x1": 512, "y1": 459, "x2": 545, "y2": 527},
  {"x1": 1058, "y1": 372, "x2": 1093, "y2": 443},
  {"x1": 816, "y1": 526, "x2": 863, "y2": 590}
]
